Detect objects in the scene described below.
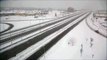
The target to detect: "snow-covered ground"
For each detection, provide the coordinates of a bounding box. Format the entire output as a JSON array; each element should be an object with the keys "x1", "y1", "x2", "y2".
[
  {"x1": 0, "y1": 24, "x2": 9, "y2": 32},
  {"x1": 0, "y1": 10, "x2": 67, "y2": 33},
  {"x1": 39, "y1": 13, "x2": 107, "y2": 60},
  {"x1": 0, "y1": 10, "x2": 64, "y2": 21},
  {"x1": 1, "y1": 10, "x2": 106, "y2": 60}
]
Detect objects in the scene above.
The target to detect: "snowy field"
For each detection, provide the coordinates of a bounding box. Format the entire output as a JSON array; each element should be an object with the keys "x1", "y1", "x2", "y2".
[
  {"x1": 0, "y1": 23, "x2": 9, "y2": 32},
  {"x1": 0, "y1": 10, "x2": 106, "y2": 60},
  {"x1": 39, "y1": 13, "x2": 107, "y2": 60},
  {"x1": 0, "y1": 10, "x2": 67, "y2": 33}
]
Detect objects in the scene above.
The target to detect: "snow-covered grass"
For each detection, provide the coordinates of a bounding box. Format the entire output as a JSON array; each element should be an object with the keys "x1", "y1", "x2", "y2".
[
  {"x1": 0, "y1": 10, "x2": 68, "y2": 33},
  {"x1": 39, "y1": 13, "x2": 107, "y2": 60},
  {"x1": 0, "y1": 24, "x2": 9, "y2": 32},
  {"x1": 0, "y1": 10, "x2": 64, "y2": 21}
]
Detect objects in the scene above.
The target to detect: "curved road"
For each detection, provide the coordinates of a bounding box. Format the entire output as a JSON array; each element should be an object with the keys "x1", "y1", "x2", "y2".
[{"x1": 0, "y1": 23, "x2": 14, "y2": 34}]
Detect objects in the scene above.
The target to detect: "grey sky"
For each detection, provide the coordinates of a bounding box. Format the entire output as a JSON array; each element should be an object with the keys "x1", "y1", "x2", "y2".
[{"x1": 0, "y1": 0, "x2": 107, "y2": 10}]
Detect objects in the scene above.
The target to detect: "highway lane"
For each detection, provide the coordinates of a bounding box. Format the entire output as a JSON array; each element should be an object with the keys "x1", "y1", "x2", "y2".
[
  {"x1": 0, "y1": 11, "x2": 82, "y2": 36},
  {"x1": 9, "y1": 12, "x2": 90, "y2": 60},
  {"x1": 0, "y1": 11, "x2": 85, "y2": 50},
  {"x1": 27, "y1": 12, "x2": 90, "y2": 60},
  {"x1": 0, "y1": 11, "x2": 85, "y2": 53},
  {"x1": 0, "y1": 11, "x2": 83, "y2": 43},
  {"x1": 0, "y1": 11, "x2": 89, "y2": 60},
  {"x1": 0, "y1": 11, "x2": 80, "y2": 36},
  {"x1": 0, "y1": 15, "x2": 70, "y2": 40},
  {"x1": 0, "y1": 11, "x2": 86, "y2": 52}
]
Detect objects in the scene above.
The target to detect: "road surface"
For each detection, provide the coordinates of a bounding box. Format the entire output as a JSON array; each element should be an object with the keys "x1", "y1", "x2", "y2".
[{"x1": 0, "y1": 11, "x2": 91, "y2": 60}]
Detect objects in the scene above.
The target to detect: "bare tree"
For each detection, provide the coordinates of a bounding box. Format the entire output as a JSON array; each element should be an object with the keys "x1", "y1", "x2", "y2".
[{"x1": 67, "y1": 7, "x2": 75, "y2": 12}]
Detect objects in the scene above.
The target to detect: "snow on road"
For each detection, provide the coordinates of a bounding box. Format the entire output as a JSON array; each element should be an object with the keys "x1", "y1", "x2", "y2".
[
  {"x1": 39, "y1": 14, "x2": 107, "y2": 60},
  {"x1": 0, "y1": 10, "x2": 67, "y2": 33},
  {"x1": 0, "y1": 10, "x2": 106, "y2": 60},
  {"x1": 8, "y1": 11, "x2": 88, "y2": 60},
  {"x1": 86, "y1": 13, "x2": 107, "y2": 37}
]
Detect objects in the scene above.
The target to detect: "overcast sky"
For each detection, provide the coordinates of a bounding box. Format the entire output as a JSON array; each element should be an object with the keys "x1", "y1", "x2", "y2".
[{"x1": 0, "y1": 0, "x2": 107, "y2": 10}]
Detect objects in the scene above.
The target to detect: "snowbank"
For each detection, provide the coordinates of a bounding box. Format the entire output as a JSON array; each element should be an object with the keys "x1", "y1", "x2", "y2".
[{"x1": 39, "y1": 13, "x2": 107, "y2": 60}]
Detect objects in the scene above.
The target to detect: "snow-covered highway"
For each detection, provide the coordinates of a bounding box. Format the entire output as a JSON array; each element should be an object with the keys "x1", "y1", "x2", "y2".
[{"x1": 0, "y1": 11, "x2": 91, "y2": 60}]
